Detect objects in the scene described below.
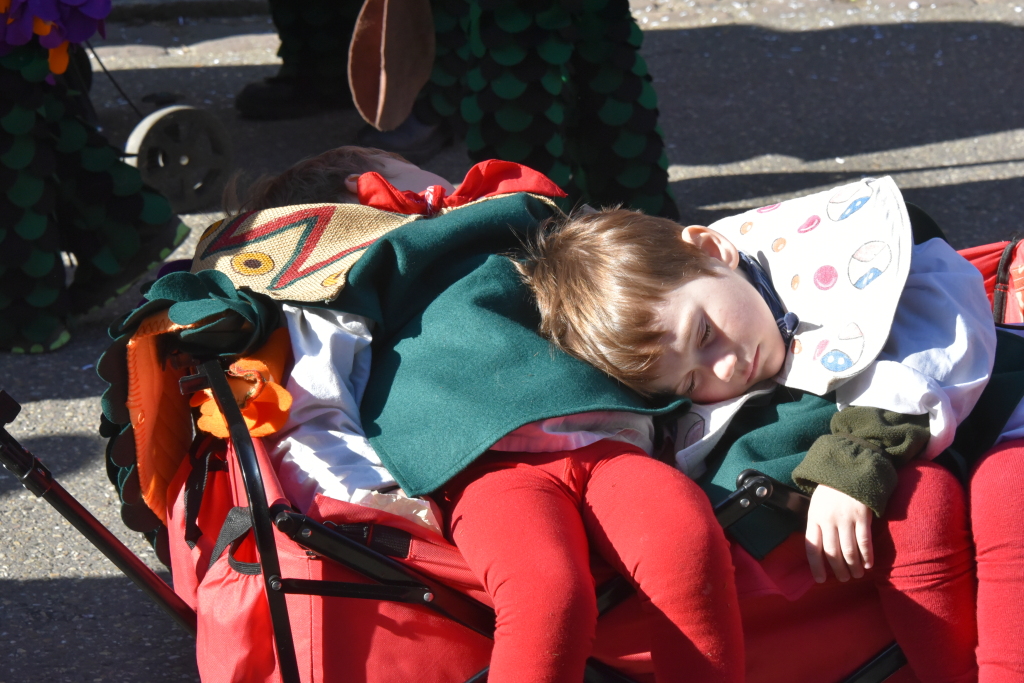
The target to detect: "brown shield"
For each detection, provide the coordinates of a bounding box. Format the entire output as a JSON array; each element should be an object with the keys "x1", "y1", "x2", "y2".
[{"x1": 348, "y1": 0, "x2": 436, "y2": 131}]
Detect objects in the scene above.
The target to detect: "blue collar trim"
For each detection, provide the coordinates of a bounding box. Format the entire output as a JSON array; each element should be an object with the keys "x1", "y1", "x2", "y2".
[{"x1": 737, "y1": 252, "x2": 799, "y2": 345}]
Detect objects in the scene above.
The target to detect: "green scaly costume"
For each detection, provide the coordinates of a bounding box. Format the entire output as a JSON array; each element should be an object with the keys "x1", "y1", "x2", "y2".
[
  {"x1": 0, "y1": 42, "x2": 187, "y2": 353},
  {"x1": 265, "y1": 0, "x2": 679, "y2": 218}
]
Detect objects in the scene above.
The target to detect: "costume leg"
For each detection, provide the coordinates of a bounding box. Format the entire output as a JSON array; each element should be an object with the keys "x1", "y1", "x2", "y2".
[
  {"x1": 457, "y1": 0, "x2": 677, "y2": 216},
  {"x1": 441, "y1": 454, "x2": 597, "y2": 683},
  {"x1": 57, "y1": 118, "x2": 186, "y2": 318},
  {"x1": 871, "y1": 460, "x2": 977, "y2": 683},
  {"x1": 460, "y1": 0, "x2": 576, "y2": 192},
  {"x1": 568, "y1": 0, "x2": 679, "y2": 219},
  {"x1": 971, "y1": 440, "x2": 1024, "y2": 683},
  {"x1": 581, "y1": 443, "x2": 744, "y2": 682},
  {"x1": 1, "y1": 43, "x2": 185, "y2": 353},
  {"x1": 236, "y1": 0, "x2": 360, "y2": 118},
  {"x1": 271, "y1": 0, "x2": 360, "y2": 103},
  {"x1": 413, "y1": 0, "x2": 472, "y2": 134},
  {"x1": 0, "y1": 47, "x2": 69, "y2": 352}
]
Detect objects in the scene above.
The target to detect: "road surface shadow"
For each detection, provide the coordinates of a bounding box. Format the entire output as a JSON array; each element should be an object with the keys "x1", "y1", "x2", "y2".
[{"x1": 0, "y1": 577, "x2": 198, "y2": 683}]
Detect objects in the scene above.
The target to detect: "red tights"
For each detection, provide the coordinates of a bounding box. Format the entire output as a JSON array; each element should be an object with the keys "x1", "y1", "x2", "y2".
[
  {"x1": 873, "y1": 439, "x2": 1024, "y2": 683},
  {"x1": 871, "y1": 460, "x2": 977, "y2": 683},
  {"x1": 439, "y1": 440, "x2": 744, "y2": 683},
  {"x1": 970, "y1": 439, "x2": 1024, "y2": 683}
]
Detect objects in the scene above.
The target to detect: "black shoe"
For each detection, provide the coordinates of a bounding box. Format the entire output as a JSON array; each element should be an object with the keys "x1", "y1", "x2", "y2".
[
  {"x1": 354, "y1": 113, "x2": 453, "y2": 165},
  {"x1": 235, "y1": 75, "x2": 353, "y2": 120}
]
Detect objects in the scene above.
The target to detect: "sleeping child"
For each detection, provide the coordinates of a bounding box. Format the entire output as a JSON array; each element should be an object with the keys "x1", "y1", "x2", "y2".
[
  {"x1": 217, "y1": 149, "x2": 1023, "y2": 681},
  {"x1": 514, "y1": 180, "x2": 1024, "y2": 682}
]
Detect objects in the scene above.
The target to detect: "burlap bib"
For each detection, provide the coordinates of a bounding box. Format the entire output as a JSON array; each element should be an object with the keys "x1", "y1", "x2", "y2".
[
  {"x1": 191, "y1": 203, "x2": 421, "y2": 303},
  {"x1": 712, "y1": 176, "x2": 913, "y2": 396}
]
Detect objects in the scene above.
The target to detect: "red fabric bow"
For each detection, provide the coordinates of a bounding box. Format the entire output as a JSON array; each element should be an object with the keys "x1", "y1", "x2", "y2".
[{"x1": 357, "y1": 159, "x2": 567, "y2": 216}]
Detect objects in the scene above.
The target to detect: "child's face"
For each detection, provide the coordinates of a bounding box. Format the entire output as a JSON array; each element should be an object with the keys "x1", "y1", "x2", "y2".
[{"x1": 647, "y1": 226, "x2": 787, "y2": 404}]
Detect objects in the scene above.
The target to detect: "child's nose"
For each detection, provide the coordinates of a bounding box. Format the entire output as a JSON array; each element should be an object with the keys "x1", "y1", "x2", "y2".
[{"x1": 712, "y1": 353, "x2": 738, "y2": 382}]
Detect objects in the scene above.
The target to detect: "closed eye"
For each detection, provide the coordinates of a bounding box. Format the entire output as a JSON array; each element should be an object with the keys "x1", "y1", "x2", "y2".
[{"x1": 682, "y1": 318, "x2": 711, "y2": 396}]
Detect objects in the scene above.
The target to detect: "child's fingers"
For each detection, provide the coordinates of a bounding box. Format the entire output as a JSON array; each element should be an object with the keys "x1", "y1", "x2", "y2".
[
  {"x1": 839, "y1": 522, "x2": 865, "y2": 580},
  {"x1": 857, "y1": 519, "x2": 874, "y2": 570},
  {"x1": 821, "y1": 525, "x2": 852, "y2": 582},
  {"x1": 804, "y1": 523, "x2": 828, "y2": 583}
]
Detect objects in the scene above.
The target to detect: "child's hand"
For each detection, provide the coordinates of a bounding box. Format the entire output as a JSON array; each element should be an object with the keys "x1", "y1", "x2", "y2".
[{"x1": 804, "y1": 484, "x2": 874, "y2": 583}]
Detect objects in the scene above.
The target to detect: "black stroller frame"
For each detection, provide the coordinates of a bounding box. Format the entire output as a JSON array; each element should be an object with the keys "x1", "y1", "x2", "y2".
[{"x1": 1, "y1": 358, "x2": 908, "y2": 683}]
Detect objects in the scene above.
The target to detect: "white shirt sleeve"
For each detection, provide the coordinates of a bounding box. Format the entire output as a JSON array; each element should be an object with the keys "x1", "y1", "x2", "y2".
[
  {"x1": 834, "y1": 239, "x2": 997, "y2": 458},
  {"x1": 267, "y1": 304, "x2": 394, "y2": 507},
  {"x1": 267, "y1": 304, "x2": 443, "y2": 533}
]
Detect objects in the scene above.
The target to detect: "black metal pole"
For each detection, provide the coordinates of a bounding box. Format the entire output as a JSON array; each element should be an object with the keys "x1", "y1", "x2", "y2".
[
  {"x1": 43, "y1": 479, "x2": 197, "y2": 636},
  {"x1": 197, "y1": 360, "x2": 302, "y2": 683},
  {"x1": 0, "y1": 391, "x2": 197, "y2": 637}
]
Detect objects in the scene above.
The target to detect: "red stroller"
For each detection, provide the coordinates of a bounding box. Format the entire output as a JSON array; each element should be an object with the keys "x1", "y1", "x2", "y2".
[{"x1": 0, "y1": 368, "x2": 918, "y2": 682}]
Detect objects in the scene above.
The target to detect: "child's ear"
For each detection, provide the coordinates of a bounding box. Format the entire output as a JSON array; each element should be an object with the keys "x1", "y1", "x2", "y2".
[
  {"x1": 344, "y1": 174, "x2": 361, "y2": 195},
  {"x1": 679, "y1": 226, "x2": 740, "y2": 269}
]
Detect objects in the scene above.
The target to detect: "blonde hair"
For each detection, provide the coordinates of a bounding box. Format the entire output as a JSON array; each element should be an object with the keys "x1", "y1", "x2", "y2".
[
  {"x1": 514, "y1": 208, "x2": 717, "y2": 394},
  {"x1": 223, "y1": 146, "x2": 409, "y2": 213}
]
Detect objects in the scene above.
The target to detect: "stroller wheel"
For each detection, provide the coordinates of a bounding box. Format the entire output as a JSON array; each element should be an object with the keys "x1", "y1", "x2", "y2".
[{"x1": 125, "y1": 105, "x2": 233, "y2": 214}]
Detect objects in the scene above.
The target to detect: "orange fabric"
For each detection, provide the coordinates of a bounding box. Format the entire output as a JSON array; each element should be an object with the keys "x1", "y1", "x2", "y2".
[
  {"x1": 1007, "y1": 241, "x2": 1024, "y2": 323},
  {"x1": 190, "y1": 327, "x2": 293, "y2": 438},
  {"x1": 47, "y1": 42, "x2": 69, "y2": 75},
  {"x1": 126, "y1": 311, "x2": 200, "y2": 525},
  {"x1": 127, "y1": 312, "x2": 292, "y2": 525}
]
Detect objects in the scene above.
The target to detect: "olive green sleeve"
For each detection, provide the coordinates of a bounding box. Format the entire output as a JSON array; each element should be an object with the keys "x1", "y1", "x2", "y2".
[{"x1": 791, "y1": 407, "x2": 931, "y2": 516}]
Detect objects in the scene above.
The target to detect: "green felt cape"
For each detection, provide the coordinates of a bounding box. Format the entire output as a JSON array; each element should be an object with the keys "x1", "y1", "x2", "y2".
[{"x1": 324, "y1": 192, "x2": 685, "y2": 496}]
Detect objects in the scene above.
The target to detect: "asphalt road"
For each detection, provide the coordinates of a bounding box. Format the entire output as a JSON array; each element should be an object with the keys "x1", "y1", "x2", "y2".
[{"x1": 2, "y1": 0, "x2": 1024, "y2": 680}]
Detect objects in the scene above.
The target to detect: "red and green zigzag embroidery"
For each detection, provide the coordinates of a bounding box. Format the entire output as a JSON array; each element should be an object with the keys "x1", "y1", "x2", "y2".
[{"x1": 201, "y1": 206, "x2": 378, "y2": 291}]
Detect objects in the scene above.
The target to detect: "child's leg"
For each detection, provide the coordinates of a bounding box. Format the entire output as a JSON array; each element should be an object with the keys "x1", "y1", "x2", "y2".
[
  {"x1": 971, "y1": 439, "x2": 1024, "y2": 682},
  {"x1": 581, "y1": 445, "x2": 745, "y2": 682},
  {"x1": 871, "y1": 460, "x2": 977, "y2": 683},
  {"x1": 441, "y1": 455, "x2": 600, "y2": 683}
]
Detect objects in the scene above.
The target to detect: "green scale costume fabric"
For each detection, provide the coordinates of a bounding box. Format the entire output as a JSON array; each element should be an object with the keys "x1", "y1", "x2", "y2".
[
  {"x1": 265, "y1": 0, "x2": 678, "y2": 218},
  {"x1": 0, "y1": 42, "x2": 187, "y2": 353},
  {"x1": 446, "y1": 0, "x2": 678, "y2": 219}
]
